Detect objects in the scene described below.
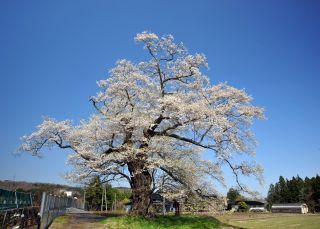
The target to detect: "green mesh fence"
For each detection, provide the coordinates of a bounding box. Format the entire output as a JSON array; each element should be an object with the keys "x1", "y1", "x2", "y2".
[{"x1": 0, "y1": 189, "x2": 33, "y2": 210}]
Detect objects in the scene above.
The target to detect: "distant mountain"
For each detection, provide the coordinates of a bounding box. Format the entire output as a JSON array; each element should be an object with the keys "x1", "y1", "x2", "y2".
[
  {"x1": 0, "y1": 180, "x2": 83, "y2": 196},
  {"x1": 0, "y1": 180, "x2": 84, "y2": 206},
  {"x1": 114, "y1": 186, "x2": 131, "y2": 191}
]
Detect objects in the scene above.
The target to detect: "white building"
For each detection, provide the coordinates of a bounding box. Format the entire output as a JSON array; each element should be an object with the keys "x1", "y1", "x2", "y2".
[
  {"x1": 271, "y1": 203, "x2": 308, "y2": 214},
  {"x1": 60, "y1": 189, "x2": 73, "y2": 197}
]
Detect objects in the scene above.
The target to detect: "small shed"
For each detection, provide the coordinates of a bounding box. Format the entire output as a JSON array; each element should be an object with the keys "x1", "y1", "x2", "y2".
[
  {"x1": 235, "y1": 200, "x2": 266, "y2": 212},
  {"x1": 123, "y1": 193, "x2": 174, "y2": 213},
  {"x1": 151, "y1": 193, "x2": 174, "y2": 213},
  {"x1": 227, "y1": 200, "x2": 266, "y2": 212},
  {"x1": 271, "y1": 203, "x2": 308, "y2": 214}
]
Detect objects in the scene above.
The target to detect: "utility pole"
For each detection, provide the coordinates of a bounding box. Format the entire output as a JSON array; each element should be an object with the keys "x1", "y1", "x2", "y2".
[
  {"x1": 104, "y1": 186, "x2": 107, "y2": 211},
  {"x1": 101, "y1": 187, "x2": 104, "y2": 211},
  {"x1": 83, "y1": 190, "x2": 86, "y2": 210}
]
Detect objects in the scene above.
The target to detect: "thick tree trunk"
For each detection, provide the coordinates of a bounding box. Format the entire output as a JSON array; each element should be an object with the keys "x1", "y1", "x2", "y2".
[{"x1": 128, "y1": 159, "x2": 152, "y2": 216}]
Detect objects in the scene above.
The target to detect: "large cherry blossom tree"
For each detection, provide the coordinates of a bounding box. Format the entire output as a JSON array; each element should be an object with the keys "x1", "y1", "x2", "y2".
[{"x1": 20, "y1": 32, "x2": 264, "y2": 215}]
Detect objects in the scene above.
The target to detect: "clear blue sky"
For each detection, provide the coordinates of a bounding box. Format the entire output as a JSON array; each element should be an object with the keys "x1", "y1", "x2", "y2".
[{"x1": 1, "y1": 0, "x2": 319, "y2": 196}]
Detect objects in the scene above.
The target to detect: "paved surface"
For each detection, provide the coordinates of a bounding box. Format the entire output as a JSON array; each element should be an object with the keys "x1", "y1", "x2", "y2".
[
  {"x1": 66, "y1": 207, "x2": 88, "y2": 214},
  {"x1": 50, "y1": 211, "x2": 107, "y2": 229}
]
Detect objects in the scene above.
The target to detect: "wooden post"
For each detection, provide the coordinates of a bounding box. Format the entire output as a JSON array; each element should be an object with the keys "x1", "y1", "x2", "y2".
[
  {"x1": 161, "y1": 177, "x2": 165, "y2": 215},
  {"x1": 162, "y1": 195, "x2": 166, "y2": 215}
]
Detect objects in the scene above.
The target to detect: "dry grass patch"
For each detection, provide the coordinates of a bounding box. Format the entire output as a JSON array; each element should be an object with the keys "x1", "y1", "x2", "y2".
[{"x1": 215, "y1": 213, "x2": 320, "y2": 229}]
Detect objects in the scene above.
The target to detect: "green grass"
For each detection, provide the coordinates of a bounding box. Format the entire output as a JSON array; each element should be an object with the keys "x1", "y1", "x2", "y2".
[
  {"x1": 215, "y1": 213, "x2": 320, "y2": 229},
  {"x1": 52, "y1": 215, "x2": 70, "y2": 224},
  {"x1": 100, "y1": 214, "x2": 223, "y2": 229},
  {"x1": 51, "y1": 212, "x2": 320, "y2": 229}
]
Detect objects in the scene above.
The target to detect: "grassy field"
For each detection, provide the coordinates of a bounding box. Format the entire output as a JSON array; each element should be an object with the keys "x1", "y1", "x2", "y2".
[
  {"x1": 100, "y1": 215, "x2": 223, "y2": 229},
  {"x1": 50, "y1": 212, "x2": 320, "y2": 228},
  {"x1": 101, "y1": 213, "x2": 320, "y2": 229},
  {"x1": 215, "y1": 213, "x2": 320, "y2": 229}
]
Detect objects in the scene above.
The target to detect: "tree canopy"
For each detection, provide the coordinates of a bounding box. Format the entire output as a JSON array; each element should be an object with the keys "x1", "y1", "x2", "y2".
[
  {"x1": 227, "y1": 188, "x2": 242, "y2": 203},
  {"x1": 266, "y1": 175, "x2": 320, "y2": 212},
  {"x1": 20, "y1": 32, "x2": 264, "y2": 215}
]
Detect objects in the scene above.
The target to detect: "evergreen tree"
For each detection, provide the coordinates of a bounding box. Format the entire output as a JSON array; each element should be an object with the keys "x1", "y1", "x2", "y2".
[
  {"x1": 287, "y1": 176, "x2": 300, "y2": 202},
  {"x1": 85, "y1": 176, "x2": 103, "y2": 210},
  {"x1": 274, "y1": 183, "x2": 280, "y2": 203},
  {"x1": 267, "y1": 175, "x2": 320, "y2": 212},
  {"x1": 227, "y1": 188, "x2": 241, "y2": 203},
  {"x1": 266, "y1": 184, "x2": 275, "y2": 210},
  {"x1": 278, "y1": 176, "x2": 288, "y2": 203}
]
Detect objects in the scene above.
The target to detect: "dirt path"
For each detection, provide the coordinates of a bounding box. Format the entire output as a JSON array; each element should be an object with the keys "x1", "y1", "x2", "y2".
[{"x1": 50, "y1": 213, "x2": 107, "y2": 229}]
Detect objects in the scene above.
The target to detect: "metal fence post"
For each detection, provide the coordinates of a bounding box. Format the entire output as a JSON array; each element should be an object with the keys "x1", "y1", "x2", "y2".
[
  {"x1": 15, "y1": 191, "x2": 18, "y2": 209},
  {"x1": 37, "y1": 192, "x2": 85, "y2": 229},
  {"x1": 1, "y1": 211, "x2": 7, "y2": 228},
  {"x1": 30, "y1": 193, "x2": 33, "y2": 207},
  {"x1": 39, "y1": 192, "x2": 46, "y2": 218}
]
